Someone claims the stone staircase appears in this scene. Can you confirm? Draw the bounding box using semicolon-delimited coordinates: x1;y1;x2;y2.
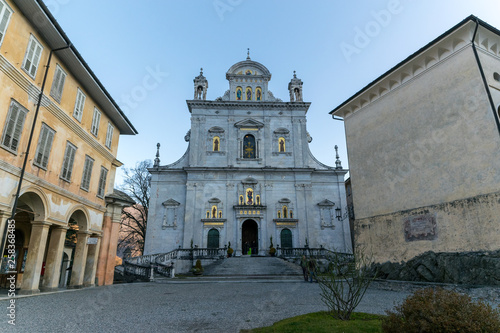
156;256;303;282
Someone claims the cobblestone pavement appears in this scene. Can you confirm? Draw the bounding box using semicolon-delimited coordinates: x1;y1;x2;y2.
0;280;498;333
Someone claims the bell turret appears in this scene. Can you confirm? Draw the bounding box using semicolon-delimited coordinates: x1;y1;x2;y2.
193;68;208;100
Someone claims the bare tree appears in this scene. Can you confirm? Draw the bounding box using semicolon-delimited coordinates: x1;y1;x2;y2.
317;248;376;320
118;160;151;257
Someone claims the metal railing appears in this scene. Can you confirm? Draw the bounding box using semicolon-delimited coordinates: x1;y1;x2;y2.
276;247;353;259
123;247;227;280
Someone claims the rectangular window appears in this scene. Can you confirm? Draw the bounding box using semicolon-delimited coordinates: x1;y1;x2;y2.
1;100;28;153
91;108;101;136
80;155;94;191
50;64;66;103
33;123;55;169
0;0;13;47
73;88;86;122
22;34;43;79
97;166;108;198
60;141;77;182
105;122;114;148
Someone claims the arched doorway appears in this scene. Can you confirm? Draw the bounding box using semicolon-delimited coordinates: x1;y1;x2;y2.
242;220;258;255
280;228;293;248
207;229;219;248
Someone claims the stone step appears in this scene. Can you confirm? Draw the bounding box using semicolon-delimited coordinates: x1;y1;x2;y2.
202;256;302;277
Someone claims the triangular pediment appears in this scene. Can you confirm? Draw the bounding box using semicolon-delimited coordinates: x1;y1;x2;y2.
162;199;181;206
234;118;264;129
317;199;335;206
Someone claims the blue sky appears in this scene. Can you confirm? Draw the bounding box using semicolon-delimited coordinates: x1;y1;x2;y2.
48;0;500;184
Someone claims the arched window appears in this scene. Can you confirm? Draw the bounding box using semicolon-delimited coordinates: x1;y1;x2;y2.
207;229;220;248
278;137;285;152
282;205;288;218
243;134;256;159
236;86;243;100
281;228;292;248
213;136;220;151
246;87;252;100
256;87;262;101
206;211;210;219
218;211;222;218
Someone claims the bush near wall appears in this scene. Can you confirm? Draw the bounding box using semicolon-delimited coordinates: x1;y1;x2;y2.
382;288;500;333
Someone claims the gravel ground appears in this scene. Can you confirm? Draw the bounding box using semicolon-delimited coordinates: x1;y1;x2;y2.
0;280;497;333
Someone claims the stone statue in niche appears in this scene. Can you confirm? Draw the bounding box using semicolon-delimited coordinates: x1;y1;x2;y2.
196;86;203;99
294;88;301;101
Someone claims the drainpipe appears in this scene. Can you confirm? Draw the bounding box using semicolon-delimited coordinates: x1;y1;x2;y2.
470;19;500;135
0;44;71;259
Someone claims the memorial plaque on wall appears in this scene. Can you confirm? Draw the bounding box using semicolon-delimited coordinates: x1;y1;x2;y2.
404;214;437;241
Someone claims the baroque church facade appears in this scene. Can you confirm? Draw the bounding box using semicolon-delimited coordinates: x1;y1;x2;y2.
145;55;351;256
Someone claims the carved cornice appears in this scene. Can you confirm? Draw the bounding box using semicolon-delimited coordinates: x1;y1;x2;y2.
333;20;476;119
187;100;310;113
0;159;106;213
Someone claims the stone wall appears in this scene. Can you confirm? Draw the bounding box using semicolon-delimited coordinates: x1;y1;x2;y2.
355;190;500;264
371;250;500;286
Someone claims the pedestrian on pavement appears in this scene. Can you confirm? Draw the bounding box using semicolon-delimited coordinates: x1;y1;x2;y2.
300;255;308;282
308;258;317;283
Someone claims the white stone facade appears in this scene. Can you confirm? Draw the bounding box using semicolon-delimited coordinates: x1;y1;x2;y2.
145;57;351;256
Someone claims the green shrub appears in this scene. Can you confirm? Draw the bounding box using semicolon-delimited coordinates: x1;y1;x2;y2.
192;259;203;274
382;288;500;333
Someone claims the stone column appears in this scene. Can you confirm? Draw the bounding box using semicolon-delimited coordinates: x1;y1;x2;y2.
68;231;90;288
96;213;111;286
40;226;68;291
104;221;121;285
0;211;10;247
20;221;51;295
83;235;101;287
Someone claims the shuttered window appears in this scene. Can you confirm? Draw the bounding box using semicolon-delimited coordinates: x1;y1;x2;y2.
60;141;77;182
1;100;28;153
105;122;113;148
50;64;66;103
22;35;43;79
91;108;101;136
73;88;86;122
0;0;13;47
33;123;55;169
80;155;94;191
97;166;108;198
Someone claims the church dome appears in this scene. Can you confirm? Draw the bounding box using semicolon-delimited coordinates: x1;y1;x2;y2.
224;50;274;102
225;59;271;79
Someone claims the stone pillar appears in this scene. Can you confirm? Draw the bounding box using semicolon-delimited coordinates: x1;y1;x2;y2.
83;235;101;287
19;221;51;295
0;211;10;247
104;220;121;285
40;226;68;291
96;213;111;286
68;231;90;288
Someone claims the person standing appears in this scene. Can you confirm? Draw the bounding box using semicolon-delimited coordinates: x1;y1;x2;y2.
300;255;308;282
308;258;317;283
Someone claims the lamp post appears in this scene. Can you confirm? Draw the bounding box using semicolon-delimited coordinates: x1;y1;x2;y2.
0;44;71;261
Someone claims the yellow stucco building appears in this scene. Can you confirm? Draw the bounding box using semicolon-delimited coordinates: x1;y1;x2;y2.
0;0;137;294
